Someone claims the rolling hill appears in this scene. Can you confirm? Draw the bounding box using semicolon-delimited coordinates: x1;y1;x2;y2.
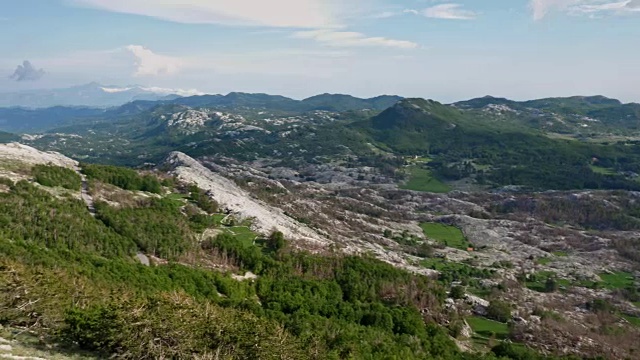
9;92;640;192
355;98;640;190
454;95;640;136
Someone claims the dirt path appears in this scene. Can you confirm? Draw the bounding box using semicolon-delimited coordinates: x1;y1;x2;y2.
73;165;95;216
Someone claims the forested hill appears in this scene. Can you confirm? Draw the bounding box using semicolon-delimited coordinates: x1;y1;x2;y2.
455;95;624;110
8;92;640;193
0;92;402;134
354;98;640;191
454;95;640;131
124;92;403;114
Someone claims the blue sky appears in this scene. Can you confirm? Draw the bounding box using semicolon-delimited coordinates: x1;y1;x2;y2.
1;0;639;102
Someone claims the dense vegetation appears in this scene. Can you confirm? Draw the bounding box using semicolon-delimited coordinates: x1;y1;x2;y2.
187;184;219;213
0;179;134;257
0;173;582;359
356;99;640;191
81;163;163;193
94;198;197;259
33;164;82;190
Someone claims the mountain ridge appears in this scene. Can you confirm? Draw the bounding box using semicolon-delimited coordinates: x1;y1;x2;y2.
0;82;199;108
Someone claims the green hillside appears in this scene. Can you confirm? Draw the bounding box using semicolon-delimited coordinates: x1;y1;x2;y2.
355;98;640;191
455;95;640;135
16;94;640;192
0;163;567;360
301;93;403;112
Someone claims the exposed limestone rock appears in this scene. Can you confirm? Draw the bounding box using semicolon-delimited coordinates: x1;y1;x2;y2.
0;142;77;169
163;151;328;245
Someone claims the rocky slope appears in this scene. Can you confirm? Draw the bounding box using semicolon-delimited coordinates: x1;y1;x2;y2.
1;142;639;358
163;151;328;245
0;142;78;169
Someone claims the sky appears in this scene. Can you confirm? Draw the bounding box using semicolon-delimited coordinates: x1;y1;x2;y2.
1;0;639;102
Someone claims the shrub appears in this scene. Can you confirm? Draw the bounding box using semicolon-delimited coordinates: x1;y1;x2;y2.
33;164;81;190
450;285;466;300
487;300;512;323
82;164;162;194
545;276;559;293
267;230;287;251
188;185;219;213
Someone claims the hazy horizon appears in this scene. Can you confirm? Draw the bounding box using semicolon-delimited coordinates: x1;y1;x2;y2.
2;81;640;106
2;1;640;103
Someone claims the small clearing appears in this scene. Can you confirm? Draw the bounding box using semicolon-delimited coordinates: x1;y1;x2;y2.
466;316;509;348
401;166;451;193
599;271;636;290
420;222;469;250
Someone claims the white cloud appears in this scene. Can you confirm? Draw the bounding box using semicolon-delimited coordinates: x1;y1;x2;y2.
530;0;578;20
125;45;183;77
371;9;420;18
572;0;640;15
530;0;640;20
71;0;342;28
31;45;186;78
292;30;418;49
16;45;357;86
422;4;477;20
371;11;400;19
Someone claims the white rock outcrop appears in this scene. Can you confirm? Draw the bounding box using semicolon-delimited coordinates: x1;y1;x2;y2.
0;142;78;169
164;152;328;245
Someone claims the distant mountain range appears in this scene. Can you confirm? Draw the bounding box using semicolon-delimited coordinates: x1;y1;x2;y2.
0;82;203;108
0;91;404;133
6;90;640;191
120;92;404;114
453;95;640;135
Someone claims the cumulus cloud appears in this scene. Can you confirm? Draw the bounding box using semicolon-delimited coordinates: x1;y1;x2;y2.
9;60;46;81
125;45;183;77
530;0;640;20
292;30;418;49
71;0;341;28
422;4;478;20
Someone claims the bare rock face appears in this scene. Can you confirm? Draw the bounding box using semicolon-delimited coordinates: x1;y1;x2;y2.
0;142;78;169
163;151;329;245
460;320;473;338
